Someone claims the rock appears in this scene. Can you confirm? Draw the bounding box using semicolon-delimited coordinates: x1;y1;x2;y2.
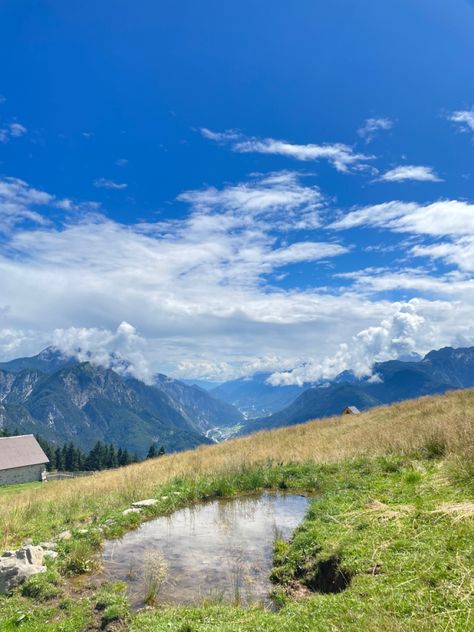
23;538;33;546
0;547;46;595
39;542;56;551
57;530;72;541
122;508;141;516
131;499;158;508
43;550;58;560
22;546;44;566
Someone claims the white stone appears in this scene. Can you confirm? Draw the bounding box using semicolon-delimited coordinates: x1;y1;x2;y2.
122;508;141;516
131;499;158;508
43;550;58;560
0;547;46;595
57;530;72;541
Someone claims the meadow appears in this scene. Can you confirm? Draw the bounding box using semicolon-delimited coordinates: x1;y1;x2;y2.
0;389;473;630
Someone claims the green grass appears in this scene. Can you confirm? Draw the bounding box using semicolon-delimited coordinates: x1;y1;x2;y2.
1;391;473;630
0;455;472;631
0;481;42;496
129;456;473;631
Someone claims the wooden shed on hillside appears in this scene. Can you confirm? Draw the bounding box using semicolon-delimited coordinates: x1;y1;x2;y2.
341;405;361;415
0;435;49;486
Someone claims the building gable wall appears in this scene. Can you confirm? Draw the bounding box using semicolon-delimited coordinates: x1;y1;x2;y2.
0;463;46;486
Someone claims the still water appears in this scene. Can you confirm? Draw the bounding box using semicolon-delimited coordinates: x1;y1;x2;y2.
102;493;309;608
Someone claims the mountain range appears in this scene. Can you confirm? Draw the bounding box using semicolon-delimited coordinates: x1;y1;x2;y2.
240;346;474;434
0;349;243;456
1;345;473;455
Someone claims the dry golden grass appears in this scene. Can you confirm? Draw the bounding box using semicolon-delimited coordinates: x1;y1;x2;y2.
1;388;473;549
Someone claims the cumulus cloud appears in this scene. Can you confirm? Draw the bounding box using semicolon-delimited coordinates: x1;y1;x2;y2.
269;302;435;385
1;174;474;382
0;173;361;377
447;108;474;133
51;321;153;383
93;178;128;190
377;165;442;183
357;117;393;143
200;128;373;173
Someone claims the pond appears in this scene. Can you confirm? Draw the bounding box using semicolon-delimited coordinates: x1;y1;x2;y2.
101;493;310;608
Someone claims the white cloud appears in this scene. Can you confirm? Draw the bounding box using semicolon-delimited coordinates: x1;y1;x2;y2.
93;178;128;190
0;177;52;231
357;117;393;143
115;158;128;167
0;122;27;143
234;138;372;173
378;165;442;183
1;175;474;382
52;321;153;383
200;128;241;143
447;108;474;133
178;171;324;230
200;128;373;173
412;239;474;272
330;199;474;236
9;123;27;138
269;301;436;385
264;242;348;265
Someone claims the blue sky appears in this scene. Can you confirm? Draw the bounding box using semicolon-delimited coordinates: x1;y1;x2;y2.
1;0;474;383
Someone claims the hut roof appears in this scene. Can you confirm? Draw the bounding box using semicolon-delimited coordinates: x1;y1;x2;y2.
0;435;49;471
342;405;361;415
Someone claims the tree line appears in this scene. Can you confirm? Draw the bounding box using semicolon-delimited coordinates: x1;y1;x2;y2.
0;427;165;472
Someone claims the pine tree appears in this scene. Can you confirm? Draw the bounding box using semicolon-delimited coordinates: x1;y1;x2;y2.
55;447;63;471
147;443;158;459
106;444;118;469
158;445;165;457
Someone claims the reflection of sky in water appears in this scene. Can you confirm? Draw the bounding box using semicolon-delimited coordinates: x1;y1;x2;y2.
102;493;309;608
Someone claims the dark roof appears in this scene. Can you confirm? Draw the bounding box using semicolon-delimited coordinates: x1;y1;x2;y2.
342;406;361;414
0;435;49;471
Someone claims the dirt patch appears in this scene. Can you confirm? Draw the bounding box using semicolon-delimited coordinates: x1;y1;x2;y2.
432;502;474;521
363;500;414;522
301;555;353;594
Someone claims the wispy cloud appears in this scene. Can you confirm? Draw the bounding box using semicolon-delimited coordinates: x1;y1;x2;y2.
0;122;27;143
178;171;324;230
115;158;129;167
200;128;241;143
357;117;393;143
200;128;373;173
0;177;52;231
447;108;474;133
93;178;128;190
377;165;442;183
330;199;474;236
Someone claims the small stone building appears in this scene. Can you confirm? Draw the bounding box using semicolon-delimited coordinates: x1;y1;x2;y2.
0;435;49;486
341;405;361;415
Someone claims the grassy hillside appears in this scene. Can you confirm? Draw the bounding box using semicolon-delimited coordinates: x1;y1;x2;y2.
0;389;473;631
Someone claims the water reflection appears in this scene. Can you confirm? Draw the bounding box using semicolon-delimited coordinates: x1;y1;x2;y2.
102;493;309;608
